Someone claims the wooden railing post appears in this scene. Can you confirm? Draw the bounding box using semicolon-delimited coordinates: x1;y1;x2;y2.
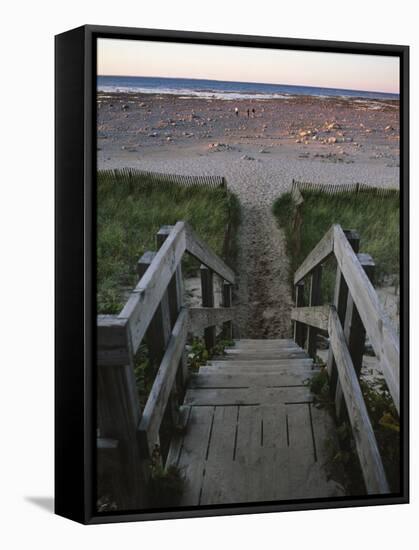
327;230;360;389
200;265;216;351
137;252;171;366
156;226;188;387
307;266;322;359
294;281;305;347
97;318;147;509
222;281;233;340
335;253;375;419
156;227;186;427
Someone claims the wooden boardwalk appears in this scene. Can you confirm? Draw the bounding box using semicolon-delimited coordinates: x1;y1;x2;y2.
167;339;345;506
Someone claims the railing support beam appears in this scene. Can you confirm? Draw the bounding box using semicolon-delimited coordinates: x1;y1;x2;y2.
307;266;322;360
294;281;305;347
200;265;216;352
327;230;360;389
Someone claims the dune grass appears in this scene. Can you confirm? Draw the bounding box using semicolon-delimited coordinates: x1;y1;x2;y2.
273;189;399;300
97;170;240;314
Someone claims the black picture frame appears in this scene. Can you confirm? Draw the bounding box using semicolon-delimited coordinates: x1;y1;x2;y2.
55;24;409;524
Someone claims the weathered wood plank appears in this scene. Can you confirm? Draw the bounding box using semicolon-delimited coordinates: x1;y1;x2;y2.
199;406;238;505
156;227;185;426
294;281;305;347
157;226;182;326
200;265;216;351
185;222;235;283
236;339;296;346
222;281;233;340
224;350;308;360
97;348;146;508
206;358;314;368
184;386;313;406
335;253;375;419
165;406;190;468
307;266;322;359
294;225;334;284
190;371;316;388
286;403;317;499
199;366;315;377
233;405;263;499
333;225;399;412
327;230;360;387
258;405;289;500
328;307;390;494
138;307;189;457
291;305;330;331
137;251;171;364
189;306;235;332
119;221;186;353
176;406;215;506
97;316;131;367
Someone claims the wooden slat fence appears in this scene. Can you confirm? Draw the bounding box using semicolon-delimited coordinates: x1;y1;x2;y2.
99;168;226;190
292;179;399;198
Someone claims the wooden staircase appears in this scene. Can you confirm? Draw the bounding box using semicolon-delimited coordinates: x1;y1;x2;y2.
167;338;345;506
98;221;399;510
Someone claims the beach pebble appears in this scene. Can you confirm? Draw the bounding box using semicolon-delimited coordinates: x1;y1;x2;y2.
122;104;129;110
326;121;341;130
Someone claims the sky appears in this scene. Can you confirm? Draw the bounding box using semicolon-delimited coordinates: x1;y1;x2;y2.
97;38;399;94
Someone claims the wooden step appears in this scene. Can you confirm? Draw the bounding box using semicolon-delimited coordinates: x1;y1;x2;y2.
189;371;315;388
184;386;313;406
200;364;315;376
234;338;296;346
207;358;314;369
223;350;309;361
232;342;300;350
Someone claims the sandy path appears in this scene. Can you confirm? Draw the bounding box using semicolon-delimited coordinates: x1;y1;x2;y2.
100;148;398;338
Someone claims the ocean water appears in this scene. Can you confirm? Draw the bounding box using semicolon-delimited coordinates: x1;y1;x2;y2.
97;75;398;101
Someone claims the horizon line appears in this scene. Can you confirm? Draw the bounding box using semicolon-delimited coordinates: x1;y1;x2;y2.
96;73;399;96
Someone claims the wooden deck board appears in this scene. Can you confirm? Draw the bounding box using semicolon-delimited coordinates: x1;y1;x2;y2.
184;386;313;406
167;339;346;506
175;406;214;506
189;371;316;389
199;406;238;505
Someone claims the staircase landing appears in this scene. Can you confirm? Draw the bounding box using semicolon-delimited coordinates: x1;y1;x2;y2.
167;339;345;506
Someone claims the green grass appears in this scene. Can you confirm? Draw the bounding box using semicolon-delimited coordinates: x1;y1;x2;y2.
97;170;240;314
273;189;399;300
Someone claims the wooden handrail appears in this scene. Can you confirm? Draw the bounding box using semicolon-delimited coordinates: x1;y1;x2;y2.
106;221;236;356
97;221;236;507
138;307;189;457
328;308;389;493
294;225;334;284
185;222;235;284
333;225;399;411
292;223;400;495
292;224;399;413
291;305;330;331
189;306;236;333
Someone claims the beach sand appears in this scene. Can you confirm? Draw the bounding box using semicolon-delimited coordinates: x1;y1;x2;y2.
97;92;400;338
